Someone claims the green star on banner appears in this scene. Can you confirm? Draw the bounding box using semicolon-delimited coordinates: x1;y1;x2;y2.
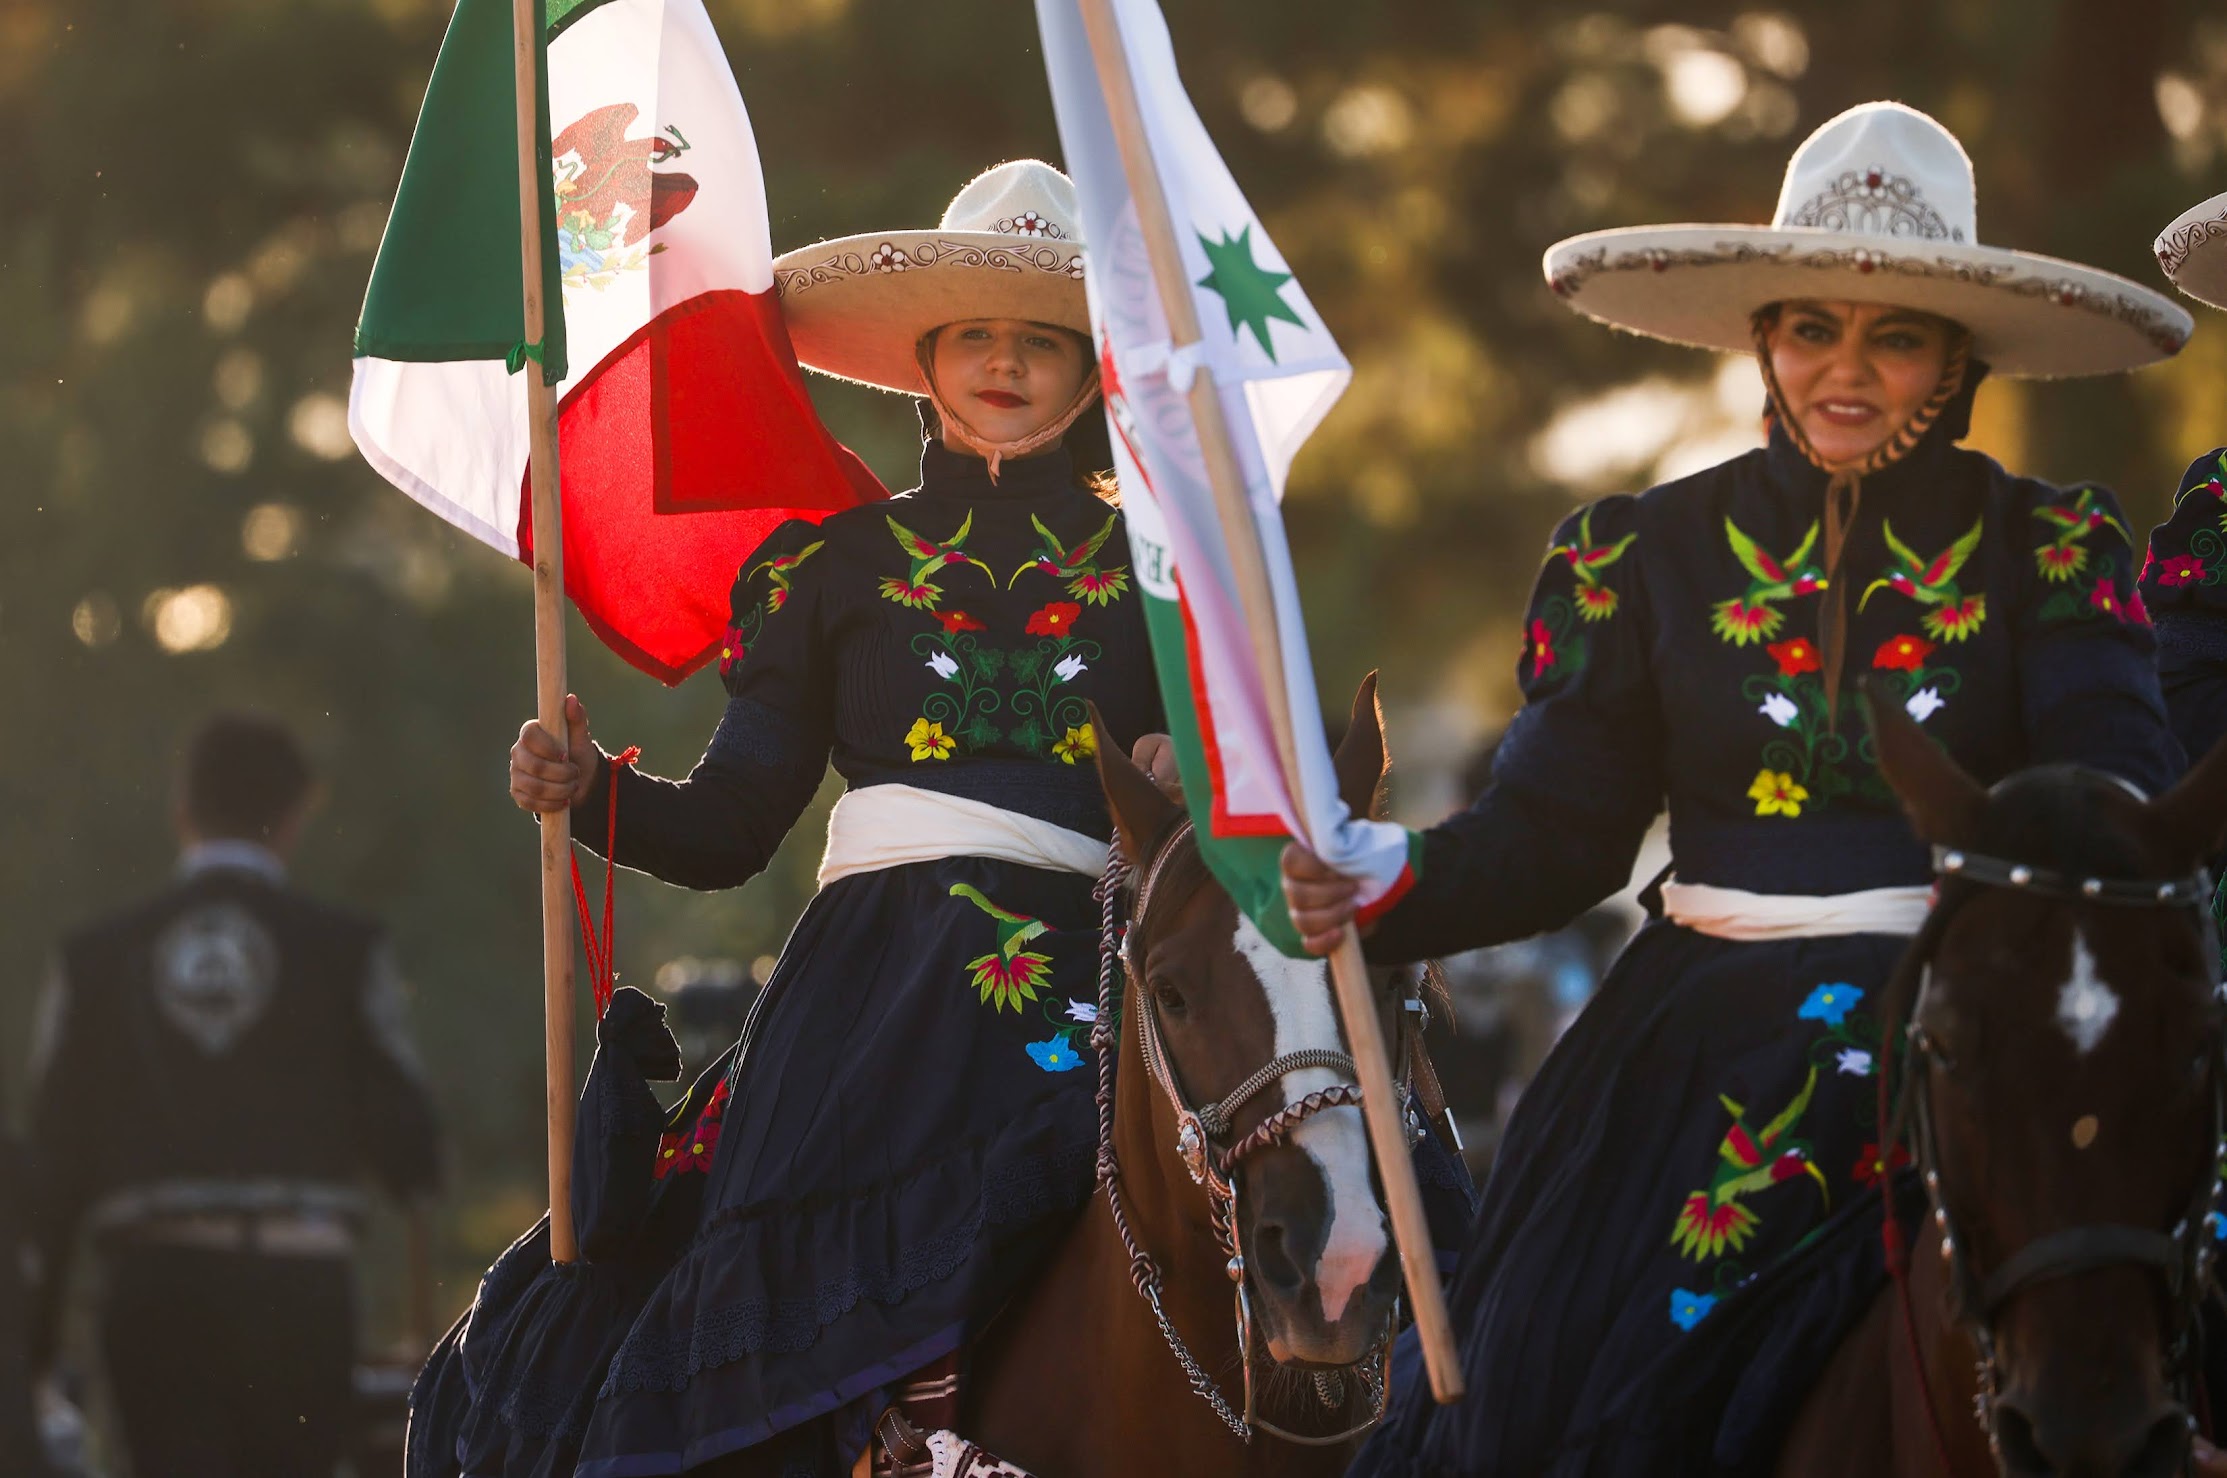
1195;224;1304;359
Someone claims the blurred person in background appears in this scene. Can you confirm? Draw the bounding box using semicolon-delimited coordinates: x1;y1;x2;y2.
24;712;443;1478
653;956;759;1085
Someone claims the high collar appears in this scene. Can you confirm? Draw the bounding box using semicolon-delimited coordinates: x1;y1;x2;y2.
916;438;1078;500
178;838;287;884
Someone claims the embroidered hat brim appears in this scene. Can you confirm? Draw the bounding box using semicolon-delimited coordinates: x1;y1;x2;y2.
773;227;1088;396
1543;226;2189;379
1541;101;2190;379
2155;189;2227;312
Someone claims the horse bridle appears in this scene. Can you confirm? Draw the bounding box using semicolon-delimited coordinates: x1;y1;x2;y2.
1089;819;1428;1446
1886;843;2225;1466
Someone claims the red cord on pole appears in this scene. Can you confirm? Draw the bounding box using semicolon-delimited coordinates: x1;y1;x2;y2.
570;746;640;1018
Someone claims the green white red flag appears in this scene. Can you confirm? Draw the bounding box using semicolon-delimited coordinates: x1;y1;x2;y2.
349;0;883;683
1037;0;1419;955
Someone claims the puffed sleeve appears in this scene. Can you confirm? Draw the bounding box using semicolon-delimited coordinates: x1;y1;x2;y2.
2017;480;2180;794
2139;449;2227;771
1365;496;1666;965
574;519;837;890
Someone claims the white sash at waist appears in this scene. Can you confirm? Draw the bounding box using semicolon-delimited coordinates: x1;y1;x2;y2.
1659;877;1932;941
818;784;1109;888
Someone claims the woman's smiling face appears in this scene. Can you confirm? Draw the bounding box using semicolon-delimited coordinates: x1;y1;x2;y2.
929;319;1090;445
1763;300;1959;467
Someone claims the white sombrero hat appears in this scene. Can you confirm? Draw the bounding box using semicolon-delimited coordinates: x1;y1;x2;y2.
772;159;1089;396
2155;190;2227;310
1543;101;2190;379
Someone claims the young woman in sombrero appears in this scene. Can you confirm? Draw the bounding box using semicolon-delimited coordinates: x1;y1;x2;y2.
1280;101;2192;1472
501;159;1167;1476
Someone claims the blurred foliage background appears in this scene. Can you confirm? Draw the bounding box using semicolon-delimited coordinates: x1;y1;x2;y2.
9;0;2227;1361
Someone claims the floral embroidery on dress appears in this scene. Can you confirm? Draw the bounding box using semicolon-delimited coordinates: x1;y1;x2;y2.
720;540;824;676
2032;488;2148;627
1527;509;1637;683
905;717;958;761
1008;513;1131;606
879;511;993;610
1747;768;1809;818
654;1077;731;1180
951;885;1054;1013
1669;1066;1828;1261
1710;518;1824;646
1859;518;1985;642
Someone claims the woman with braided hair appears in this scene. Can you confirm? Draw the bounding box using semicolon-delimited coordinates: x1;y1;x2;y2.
1282;102;2196;1473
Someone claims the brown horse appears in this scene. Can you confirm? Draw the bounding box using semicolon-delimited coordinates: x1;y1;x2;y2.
961;678;1425;1477
1781;687;2227;1478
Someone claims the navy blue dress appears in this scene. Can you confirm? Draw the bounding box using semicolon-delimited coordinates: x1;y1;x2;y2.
1352;406;2180;1476
2139;447;2227;770
559;441;1165;1476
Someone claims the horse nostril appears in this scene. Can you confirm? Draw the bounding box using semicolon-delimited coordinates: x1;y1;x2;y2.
1992;1402;2052;1477
1993;1399;2191;1478
1251;1219;1304;1296
2123;1410;2192;1478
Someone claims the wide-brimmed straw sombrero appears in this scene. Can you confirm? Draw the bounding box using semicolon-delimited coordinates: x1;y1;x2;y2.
772;159;1089;396
2155;190;2227;311
1542;101;2190;378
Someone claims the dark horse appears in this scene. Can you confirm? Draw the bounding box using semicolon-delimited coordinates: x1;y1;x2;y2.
1781;684;2227;1478
958;678;1434;1477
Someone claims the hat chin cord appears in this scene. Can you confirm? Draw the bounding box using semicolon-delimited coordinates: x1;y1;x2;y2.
1749;308;1971;730
915;334;1102;483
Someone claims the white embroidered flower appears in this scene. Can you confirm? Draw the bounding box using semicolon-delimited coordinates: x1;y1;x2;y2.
925;650;959;681
1758;691;1799;728
1836;1048;1874;1077
869;243;909;273
1054;653;1088;683
1906;687;1945;723
1065;999;1098;1023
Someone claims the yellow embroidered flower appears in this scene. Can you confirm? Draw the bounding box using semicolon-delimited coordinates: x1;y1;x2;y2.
905;718;956;761
1747;768;1808;818
1052;723;1097;765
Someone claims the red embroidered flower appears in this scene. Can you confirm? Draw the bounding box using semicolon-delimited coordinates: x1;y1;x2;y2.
1852;1141;1912;1189
1872;634;1936;672
2157;555;2207;588
1026;601;1082;637
2128;586;2151;625
717;624;748;674
2090;583;2122;619
2204;477;2227;501
1766;638;1821;678
1527;619;1557;678
934;609;987;634
654;1117;721;1178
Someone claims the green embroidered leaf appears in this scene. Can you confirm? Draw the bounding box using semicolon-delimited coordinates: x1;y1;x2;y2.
969;648;1006;680
1008;649;1045;684
1008;716;1048;753
959;716;1001;749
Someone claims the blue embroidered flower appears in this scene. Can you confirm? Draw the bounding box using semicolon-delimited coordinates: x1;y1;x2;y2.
1026;1035;1083;1073
1797;983;1862;1028
2209;1210;2226;1244
1669;1288;1717;1331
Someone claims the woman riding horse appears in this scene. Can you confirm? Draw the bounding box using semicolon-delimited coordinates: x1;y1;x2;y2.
1285;101;2195;1474
505;160;1168;1476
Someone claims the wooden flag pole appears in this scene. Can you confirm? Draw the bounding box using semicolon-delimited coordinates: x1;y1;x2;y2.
511;0;579;1266
1071;0;1463;1405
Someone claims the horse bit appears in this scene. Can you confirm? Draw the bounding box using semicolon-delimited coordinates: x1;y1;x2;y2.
1890;843;2226;1463
1089;818;1438;1445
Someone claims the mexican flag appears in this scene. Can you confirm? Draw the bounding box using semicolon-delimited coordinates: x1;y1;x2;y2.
1037;0;1417;956
350;0;884;684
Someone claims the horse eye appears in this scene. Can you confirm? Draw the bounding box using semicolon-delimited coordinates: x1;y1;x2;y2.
1152;980;1187;1015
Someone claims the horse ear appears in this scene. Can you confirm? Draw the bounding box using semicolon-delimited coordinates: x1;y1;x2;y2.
2149;731;2227;868
1334;671;1392;823
1087;702;1180;868
1861;675;1984;846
